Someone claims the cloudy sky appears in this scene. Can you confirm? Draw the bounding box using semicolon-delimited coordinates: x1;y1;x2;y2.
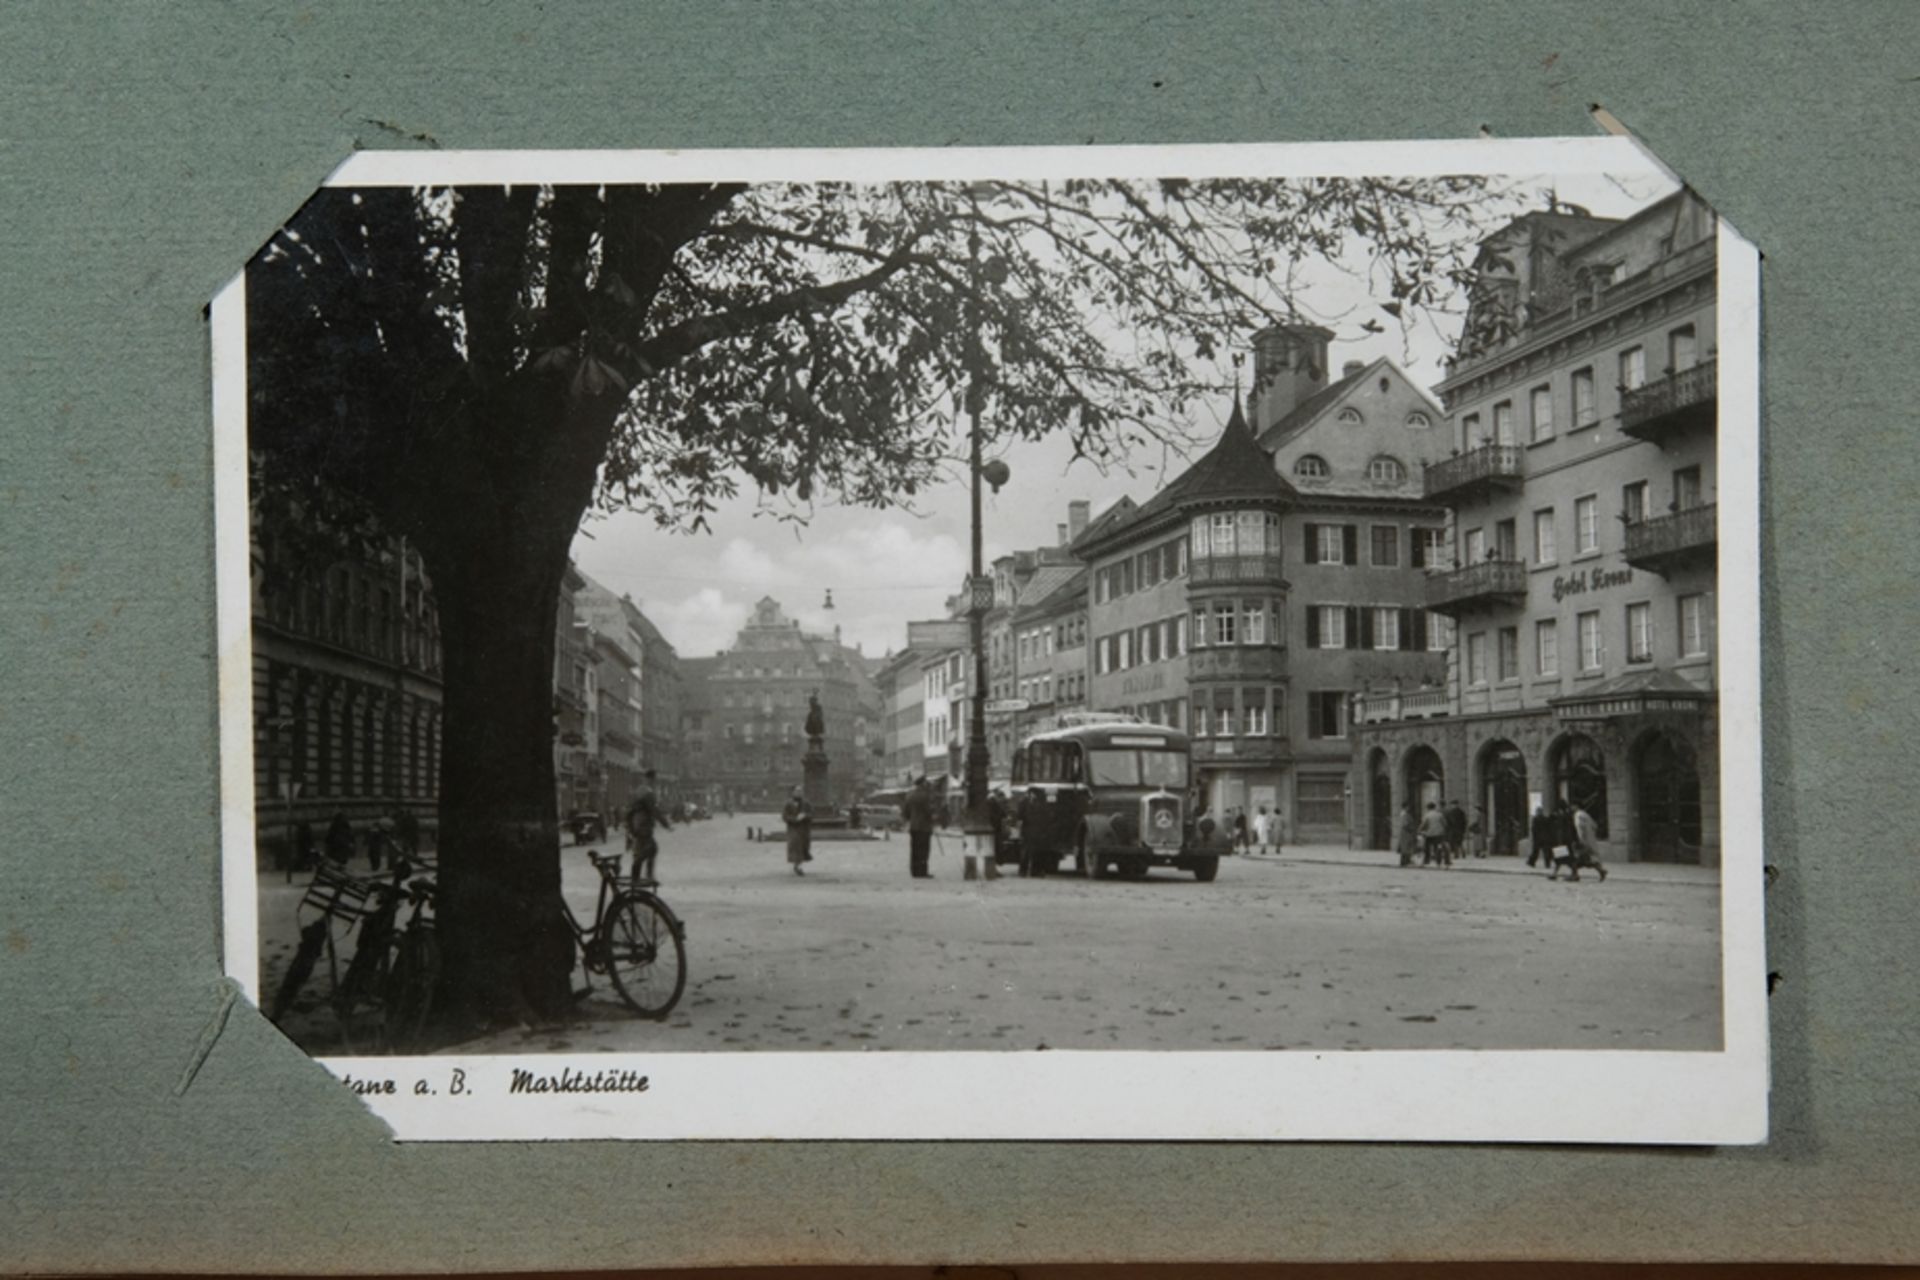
572;167;1677;659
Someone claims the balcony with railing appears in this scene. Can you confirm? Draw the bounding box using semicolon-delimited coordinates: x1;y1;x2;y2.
1423;443;1524;504
1428;558;1528;616
1353;686;1453;726
1621;357;1717;444
1188;553;1286;585
1623;503;1717;577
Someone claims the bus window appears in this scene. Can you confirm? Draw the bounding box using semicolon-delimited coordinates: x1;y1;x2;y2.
1140;749;1188;789
1011;747;1027;785
1088;749;1140;787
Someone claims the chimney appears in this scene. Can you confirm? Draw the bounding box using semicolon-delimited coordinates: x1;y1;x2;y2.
1068;500;1091;541
1342;359;1365;378
1249;323;1333;433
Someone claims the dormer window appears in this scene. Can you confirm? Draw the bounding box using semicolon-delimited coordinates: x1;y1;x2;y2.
1295;454;1330;479
1406;411;1432;430
1367;456;1407;484
1337;407;1364;425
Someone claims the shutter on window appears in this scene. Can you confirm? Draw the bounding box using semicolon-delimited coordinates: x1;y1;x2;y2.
1303;523;1320;564
1360;608;1376;649
1342;525;1359;565
1413;610;1430;649
1306;607;1321;648
1411;532;1426;569
1400;608;1417;651
1345;606;1362;649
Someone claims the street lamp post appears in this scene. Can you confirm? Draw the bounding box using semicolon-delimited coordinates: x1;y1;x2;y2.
960;190;1010;881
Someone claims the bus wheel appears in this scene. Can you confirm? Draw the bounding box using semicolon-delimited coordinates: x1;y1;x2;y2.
1077;834;1099;879
1191;856;1219;883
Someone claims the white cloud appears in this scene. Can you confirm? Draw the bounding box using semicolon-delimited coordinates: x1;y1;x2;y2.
646;587;751;659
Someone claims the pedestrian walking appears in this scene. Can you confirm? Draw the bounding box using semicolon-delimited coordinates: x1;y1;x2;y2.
1551;801;1608;882
1251;806;1271;856
903;775;936;879
1527;804;1553;868
1232;808;1250;853
1419;801;1451;867
1444;798;1469;864
781;787;812;875
1396;802;1418;867
625;768;673;883
1470;805;1488;858
1271;804;1285;857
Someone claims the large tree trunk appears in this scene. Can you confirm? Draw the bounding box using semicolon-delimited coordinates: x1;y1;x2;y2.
429;520;579;1031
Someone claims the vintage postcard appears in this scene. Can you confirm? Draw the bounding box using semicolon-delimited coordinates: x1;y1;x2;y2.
213;136;1766;1141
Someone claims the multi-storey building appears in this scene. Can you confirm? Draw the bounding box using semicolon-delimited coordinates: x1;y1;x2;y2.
1075;327;1451;844
676;655;717;806
250;511;442;865
1006;562;1089;742
1351;190;1721;865
873;646;926;789
704;596;880;809
553;562;592;818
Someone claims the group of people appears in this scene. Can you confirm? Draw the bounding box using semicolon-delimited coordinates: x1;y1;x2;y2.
282;806;422;882
1221;804;1285;856
779;775;942;879
1398;796;1606;880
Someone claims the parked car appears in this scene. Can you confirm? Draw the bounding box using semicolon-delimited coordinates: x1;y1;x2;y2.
566;810;608;844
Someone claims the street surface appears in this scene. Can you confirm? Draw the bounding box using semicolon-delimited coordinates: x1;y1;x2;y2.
399;811;1724;1056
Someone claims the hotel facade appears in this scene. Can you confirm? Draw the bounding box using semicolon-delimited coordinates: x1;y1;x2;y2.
1350;190;1721;865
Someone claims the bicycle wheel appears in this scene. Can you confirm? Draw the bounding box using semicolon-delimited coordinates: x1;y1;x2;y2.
603;892;686;1019
382;925;440;1052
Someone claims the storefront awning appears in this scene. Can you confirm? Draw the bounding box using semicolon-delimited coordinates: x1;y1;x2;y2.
1549;668;1713;721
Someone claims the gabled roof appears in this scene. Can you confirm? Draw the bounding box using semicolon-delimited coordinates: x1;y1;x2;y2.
1076;396;1297;556
1013;563;1086;617
1067;494;1139;555
1255;363;1370;450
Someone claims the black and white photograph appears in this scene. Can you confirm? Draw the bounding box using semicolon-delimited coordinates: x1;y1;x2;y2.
213;138;1765;1142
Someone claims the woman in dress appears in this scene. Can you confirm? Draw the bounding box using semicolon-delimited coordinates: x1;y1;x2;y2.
782;786;813;876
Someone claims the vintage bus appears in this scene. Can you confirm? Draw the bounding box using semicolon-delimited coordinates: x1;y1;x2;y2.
1007;719;1229;881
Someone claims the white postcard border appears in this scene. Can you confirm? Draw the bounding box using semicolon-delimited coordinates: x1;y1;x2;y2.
213;136;1767;1144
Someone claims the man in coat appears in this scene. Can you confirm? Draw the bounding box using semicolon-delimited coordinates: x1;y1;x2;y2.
903;776;936;879
1444;798;1469;864
1527;803;1555;868
1419;801;1451;867
625;768;673;883
1552;801;1609;882
781;786;812;876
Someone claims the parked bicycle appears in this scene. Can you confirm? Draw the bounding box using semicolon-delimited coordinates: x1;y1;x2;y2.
564;849;686;1019
270;856;440;1054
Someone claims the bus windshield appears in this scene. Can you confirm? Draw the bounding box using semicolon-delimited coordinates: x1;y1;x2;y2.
1087;748;1189;789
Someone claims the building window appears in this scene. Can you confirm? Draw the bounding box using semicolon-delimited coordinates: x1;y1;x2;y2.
1623;479;1649;525
1190;607;1208;648
1306;692;1346;740
1627;601;1653;663
1466;631;1488;685
1530;384;1554;442
1241;601;1265;646
1462;412;1484;447
1679;593;1709;657
1428;612;1454;652
1337;407;1364;425
1406;411;1432;430
1463;526;1486;565
1411;527;1447;570
1373;607;1400;651
1165;616;1183;658
1296;775;1346;827
1536;618;1559;677
1245;700;1267;736
1572;366;1597;427
1212;603;1238;646
1310;605;1346;650
1295;454;1330;479
1575;495;1599;555
1497;626;1520;681
1494;518;1517;561
1492;400;1515;446
1367;456;1406;484
1619;345;1647;392
1307;522;1353;565
1673;464;1704;510
1669;324;1698;373
1210;511;1237;556
1578;610;1603;672
1533;507;1557;565
1215;703;1235;737
1191;696;1208;736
